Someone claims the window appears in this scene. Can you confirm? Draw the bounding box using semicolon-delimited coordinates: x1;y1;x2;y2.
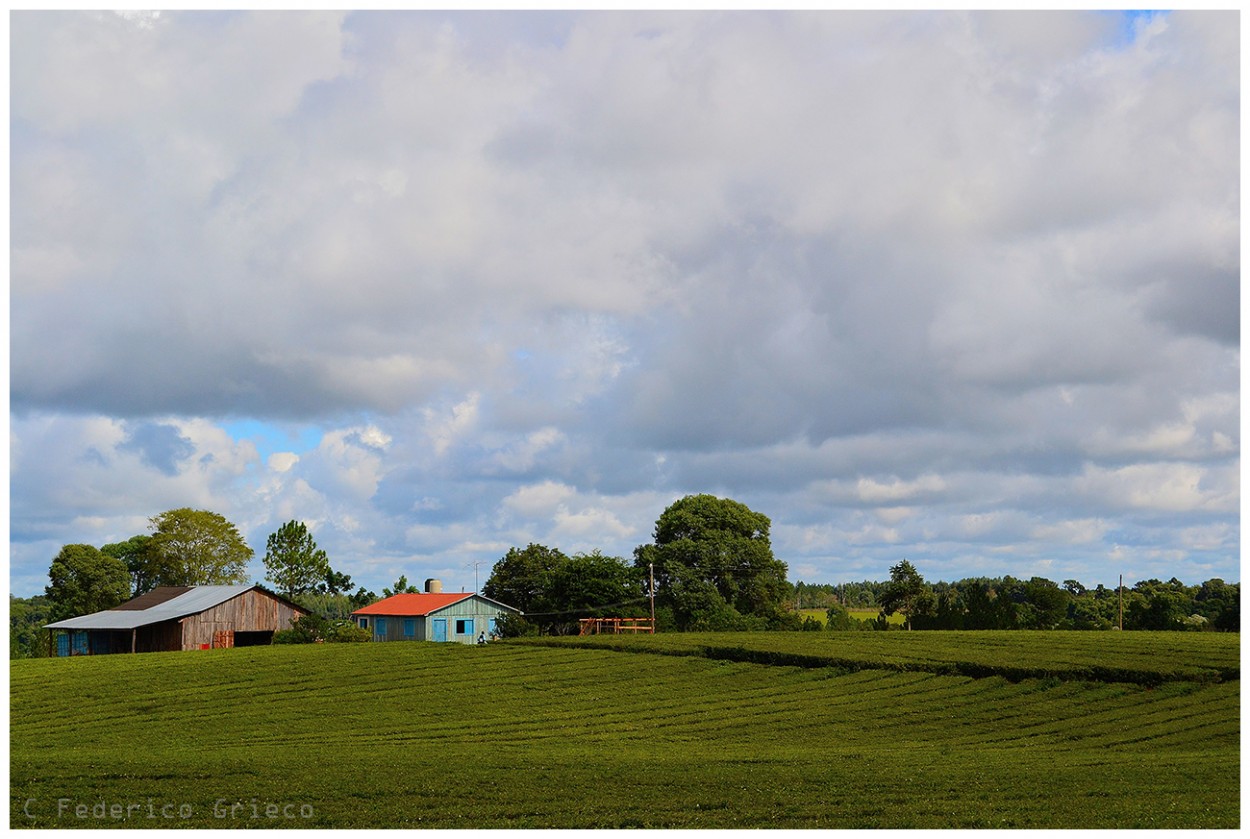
455;619;474;636
358;618;368;629
404;619;416;638
374;618;387;638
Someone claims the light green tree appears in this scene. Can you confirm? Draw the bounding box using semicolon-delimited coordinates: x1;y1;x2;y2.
148;508;252;586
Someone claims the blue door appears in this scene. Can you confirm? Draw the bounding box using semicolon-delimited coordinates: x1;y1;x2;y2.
56;633;69;657
432;619;448;642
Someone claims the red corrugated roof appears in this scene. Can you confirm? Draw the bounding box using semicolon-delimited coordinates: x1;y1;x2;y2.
351;592;475;616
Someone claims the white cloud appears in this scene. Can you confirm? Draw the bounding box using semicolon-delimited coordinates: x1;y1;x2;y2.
502;480;578;518
424;393;481;456
8;11;1239;594
268;452;300;473
856;475;948;505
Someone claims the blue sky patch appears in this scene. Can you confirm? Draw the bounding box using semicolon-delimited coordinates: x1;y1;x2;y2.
223;420;324;461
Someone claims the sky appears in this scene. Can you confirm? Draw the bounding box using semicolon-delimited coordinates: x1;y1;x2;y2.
9;10;1241;598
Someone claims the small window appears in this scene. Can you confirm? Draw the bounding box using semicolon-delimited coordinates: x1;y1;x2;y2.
404;619;416;638
358;618;368;629
374;618;387;637
456;619;474;636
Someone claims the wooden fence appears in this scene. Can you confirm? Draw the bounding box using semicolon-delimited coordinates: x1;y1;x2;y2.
578;617;655;636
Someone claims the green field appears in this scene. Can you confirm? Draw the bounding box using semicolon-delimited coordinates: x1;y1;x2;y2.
10;632;1239;828
800;608;925;626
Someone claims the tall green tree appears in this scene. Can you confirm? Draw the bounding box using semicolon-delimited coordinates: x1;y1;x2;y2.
101;535;156;596
147;508;252;587
319;568;355;596
484;543;569;616
263;520;331;598
45;544;132;622
634;495;790;631
548;551;645;632
878;560;930;631
1022;577;1071;629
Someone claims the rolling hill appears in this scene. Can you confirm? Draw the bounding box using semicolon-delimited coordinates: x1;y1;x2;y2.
10;632;1239;828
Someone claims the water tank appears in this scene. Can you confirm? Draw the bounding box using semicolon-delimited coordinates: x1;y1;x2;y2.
424;578;442;594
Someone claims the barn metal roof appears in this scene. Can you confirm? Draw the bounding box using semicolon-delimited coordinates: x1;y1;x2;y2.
45;585;260;630
351;592;521;617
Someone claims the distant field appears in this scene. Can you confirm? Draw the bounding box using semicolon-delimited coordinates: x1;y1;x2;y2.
10;632;1239;828
522;630;1239;684
799;607;904;625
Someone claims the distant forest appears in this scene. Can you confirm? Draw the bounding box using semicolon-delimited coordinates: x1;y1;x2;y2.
13;572;1238;659
791;575;1239;633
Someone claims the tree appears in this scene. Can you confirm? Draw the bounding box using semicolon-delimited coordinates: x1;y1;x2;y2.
483;543;569;616
825;602;857;631
550;551;644;620
147;508;253;587
100;535;156;597
263;520;331;598
1126;579;1191;631
878;560;930;631
634;495;790;631
45;544;132;622
1022;577;1070;629
382;575;420;597
10;595;53;659
319;568;355;596
273;612;330;644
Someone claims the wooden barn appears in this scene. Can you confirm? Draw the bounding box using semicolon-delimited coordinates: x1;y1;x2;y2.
44;585;308;656
352;580;520;644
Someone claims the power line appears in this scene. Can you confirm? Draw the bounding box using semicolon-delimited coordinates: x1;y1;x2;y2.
521;596;651;617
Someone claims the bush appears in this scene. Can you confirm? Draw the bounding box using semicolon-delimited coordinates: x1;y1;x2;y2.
325;621;371;643
273;613;329;644
825;604;857;632
493;612;539;638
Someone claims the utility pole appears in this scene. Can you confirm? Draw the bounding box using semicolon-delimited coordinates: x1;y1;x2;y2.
466;559;486;593
1118;574;1123;631
649;562;656;634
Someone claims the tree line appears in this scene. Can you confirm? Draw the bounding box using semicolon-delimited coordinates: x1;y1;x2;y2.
485;494;796;635
11;496;1240;657
850;560;1239;632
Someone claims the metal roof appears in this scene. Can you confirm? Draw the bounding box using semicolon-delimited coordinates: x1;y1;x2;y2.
110;586;192;610
351;592;521;617
45;585;261;630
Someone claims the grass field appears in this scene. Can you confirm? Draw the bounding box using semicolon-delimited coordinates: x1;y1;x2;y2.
798;607;905;626
10;632;1239;828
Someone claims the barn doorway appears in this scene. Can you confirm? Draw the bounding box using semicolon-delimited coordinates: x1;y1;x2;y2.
233;630;274;647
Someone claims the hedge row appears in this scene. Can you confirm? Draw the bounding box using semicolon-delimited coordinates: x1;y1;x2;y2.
509;637;1237;686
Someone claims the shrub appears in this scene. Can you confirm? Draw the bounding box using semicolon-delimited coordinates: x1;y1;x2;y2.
325;621;371;643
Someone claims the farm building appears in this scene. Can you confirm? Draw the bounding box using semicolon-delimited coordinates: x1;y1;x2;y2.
44;585;308;656
352;580;520;644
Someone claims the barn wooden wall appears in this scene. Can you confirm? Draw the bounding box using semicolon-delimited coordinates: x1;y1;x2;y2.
181;590;305;650
137;621;182;653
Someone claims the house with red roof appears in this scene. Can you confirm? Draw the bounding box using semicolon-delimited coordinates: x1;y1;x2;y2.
351;579;521;644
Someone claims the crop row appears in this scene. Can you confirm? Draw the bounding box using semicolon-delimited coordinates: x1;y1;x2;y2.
512;630;1239;684
11;641;1239;828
